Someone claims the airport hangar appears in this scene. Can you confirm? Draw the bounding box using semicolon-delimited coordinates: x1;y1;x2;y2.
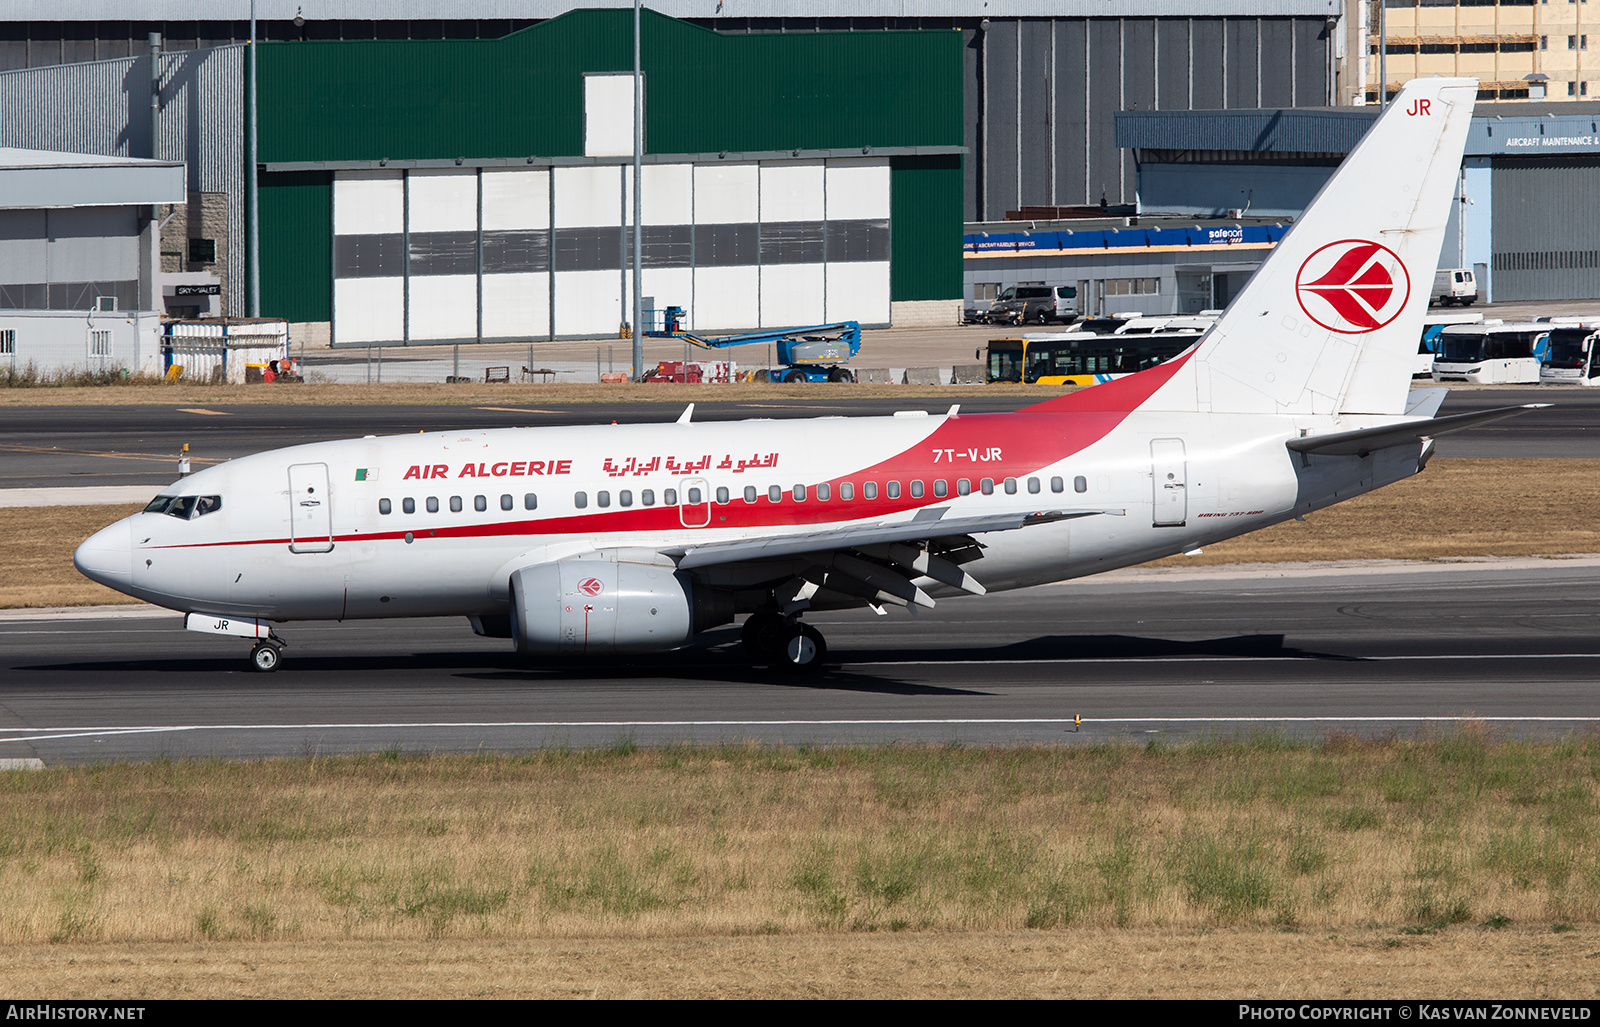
968;100;1600;317
0;1;1344;349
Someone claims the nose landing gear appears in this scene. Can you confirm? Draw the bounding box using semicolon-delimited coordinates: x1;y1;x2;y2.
250;642;283;672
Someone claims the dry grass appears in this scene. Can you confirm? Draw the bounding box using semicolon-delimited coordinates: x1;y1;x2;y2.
4;928;1597;998
15;459;1599;609
1;504;144;609
0;380;1047;407
1;739;1597;957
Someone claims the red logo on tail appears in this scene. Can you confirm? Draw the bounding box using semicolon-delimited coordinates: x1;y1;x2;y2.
1295;239;1411;334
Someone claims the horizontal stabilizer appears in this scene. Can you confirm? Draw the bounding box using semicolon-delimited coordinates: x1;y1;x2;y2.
1286;404;1549;457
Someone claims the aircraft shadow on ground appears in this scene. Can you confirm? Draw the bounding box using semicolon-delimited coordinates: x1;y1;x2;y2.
11;631;1353;697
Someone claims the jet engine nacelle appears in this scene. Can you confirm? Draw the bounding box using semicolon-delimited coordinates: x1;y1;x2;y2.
509;553;732;655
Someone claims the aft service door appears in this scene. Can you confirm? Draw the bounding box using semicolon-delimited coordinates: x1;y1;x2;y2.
288;462;334;553
1150;439;1187;527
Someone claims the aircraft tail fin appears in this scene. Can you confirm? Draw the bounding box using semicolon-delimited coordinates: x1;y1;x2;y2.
1181;78;1477;417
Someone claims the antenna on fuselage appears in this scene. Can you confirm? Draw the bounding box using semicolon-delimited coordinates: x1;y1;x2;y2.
677;403;695;424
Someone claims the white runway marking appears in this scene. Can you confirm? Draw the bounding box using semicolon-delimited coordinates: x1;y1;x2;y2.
3;714;1597;745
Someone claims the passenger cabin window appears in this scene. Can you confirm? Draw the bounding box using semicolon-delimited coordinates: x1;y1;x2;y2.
744;486;758;503
933;480;947;498
981;478;994;495
768;485;783;503
840;483;854;501
501;494;513;511
1004;478;1018;495
957;479;971;496
379;498;392;515
574;492;588;509
475;495;487;512
887;481;901;499
909;480;924;498
597;491;611;508
1051;476;1064;493
524;493;537;510
450;496;463;513
642;490;655;506
664;489;677;505
792;484;807;501
403;498;416;514
716;487;730;504
620;490;633;507
1027;477;1041;494
816;483;830;501
1074;475;1088;494
864;482;878;500
426;497;440;513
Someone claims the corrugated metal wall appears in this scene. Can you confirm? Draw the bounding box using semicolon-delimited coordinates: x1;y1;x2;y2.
0;45;245;316
258;11;962;162
1490;156;1600;302
966;16;1334;219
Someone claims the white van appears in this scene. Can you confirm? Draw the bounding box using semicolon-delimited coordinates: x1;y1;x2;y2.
1430;268;1478;307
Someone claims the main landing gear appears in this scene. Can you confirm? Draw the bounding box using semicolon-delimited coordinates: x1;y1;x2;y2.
741;611;827;672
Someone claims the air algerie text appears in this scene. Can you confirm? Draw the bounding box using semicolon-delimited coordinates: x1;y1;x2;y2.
403;461;573;480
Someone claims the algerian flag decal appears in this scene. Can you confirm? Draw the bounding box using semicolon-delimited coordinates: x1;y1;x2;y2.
355;468;377;481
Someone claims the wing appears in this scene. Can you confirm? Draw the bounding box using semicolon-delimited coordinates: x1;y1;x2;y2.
665;505;1123;613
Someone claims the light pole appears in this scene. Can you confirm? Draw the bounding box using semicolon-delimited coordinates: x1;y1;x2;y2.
248;0;260;317
631;0;644;380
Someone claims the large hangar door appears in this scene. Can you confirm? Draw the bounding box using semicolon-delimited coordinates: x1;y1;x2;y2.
1491;156;1600;302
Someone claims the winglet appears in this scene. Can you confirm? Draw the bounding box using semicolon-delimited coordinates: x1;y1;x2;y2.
677;404;695;424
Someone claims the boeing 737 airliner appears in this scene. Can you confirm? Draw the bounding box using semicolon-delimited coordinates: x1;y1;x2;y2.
75;78;1542;672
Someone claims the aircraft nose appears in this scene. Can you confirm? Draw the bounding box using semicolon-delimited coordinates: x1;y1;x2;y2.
73;519;133;592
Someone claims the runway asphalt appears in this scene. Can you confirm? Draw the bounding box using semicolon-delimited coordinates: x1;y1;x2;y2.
0;387;1593;490
4;558;1599;764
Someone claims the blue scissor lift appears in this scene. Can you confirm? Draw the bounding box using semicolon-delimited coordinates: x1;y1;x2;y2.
644;305;861;382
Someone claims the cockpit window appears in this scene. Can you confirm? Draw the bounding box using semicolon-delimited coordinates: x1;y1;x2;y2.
142;494;222;519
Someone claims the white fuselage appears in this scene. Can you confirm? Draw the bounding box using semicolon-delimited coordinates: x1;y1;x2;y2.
77;396;1418;627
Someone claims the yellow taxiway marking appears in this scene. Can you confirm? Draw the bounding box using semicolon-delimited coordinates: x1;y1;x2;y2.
176;408;230;416
474;407;561;414
0;443;223;467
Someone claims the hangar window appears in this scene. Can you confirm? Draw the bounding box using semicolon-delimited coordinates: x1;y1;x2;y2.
524;493;537;510
426;497;439;513
0;330;13;355
379;498;392;515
